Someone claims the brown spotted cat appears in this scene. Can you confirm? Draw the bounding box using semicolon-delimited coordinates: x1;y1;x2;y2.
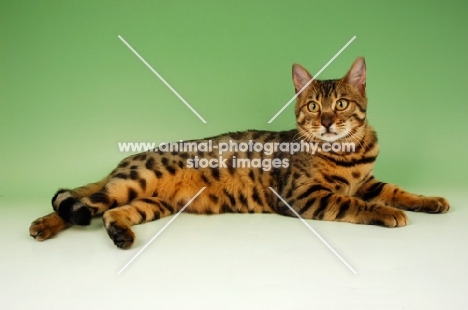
29;57;450;249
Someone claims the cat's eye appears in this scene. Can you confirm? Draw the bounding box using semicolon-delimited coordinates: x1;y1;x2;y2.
335;99;349;111
307;101;320;112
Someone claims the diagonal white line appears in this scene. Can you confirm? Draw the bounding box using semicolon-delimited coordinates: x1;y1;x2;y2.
117;187;206;275
118;35;207;123
269;187;357;274
268;36;356;123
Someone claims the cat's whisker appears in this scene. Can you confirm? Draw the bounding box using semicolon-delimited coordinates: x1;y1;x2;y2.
347;132;366;151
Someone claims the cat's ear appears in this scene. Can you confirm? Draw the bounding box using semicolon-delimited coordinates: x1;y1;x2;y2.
344;57;366;95
292;64;313;93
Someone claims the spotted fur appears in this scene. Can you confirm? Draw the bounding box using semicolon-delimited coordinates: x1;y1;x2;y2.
29;57;450;248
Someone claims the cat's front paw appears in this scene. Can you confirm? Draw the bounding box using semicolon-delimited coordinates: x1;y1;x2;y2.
419;196;450;213
367;205;408;227
106;222;135;249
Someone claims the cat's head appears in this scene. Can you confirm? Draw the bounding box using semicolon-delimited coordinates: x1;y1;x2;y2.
293;57;367;143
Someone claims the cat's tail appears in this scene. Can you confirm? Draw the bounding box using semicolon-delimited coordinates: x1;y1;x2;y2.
50;176;111;225
70;177;110;199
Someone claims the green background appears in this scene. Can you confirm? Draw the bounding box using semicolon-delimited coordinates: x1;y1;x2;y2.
1;0;467;202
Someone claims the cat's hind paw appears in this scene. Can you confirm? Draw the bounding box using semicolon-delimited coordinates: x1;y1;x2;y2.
106;222;135;249
29;212;69;241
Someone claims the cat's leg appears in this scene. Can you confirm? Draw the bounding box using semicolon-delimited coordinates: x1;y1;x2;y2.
29;177;110;241
283;184;408;227
30;172;148;241
102;197;177;249
29;212;70;241
357;177;450;213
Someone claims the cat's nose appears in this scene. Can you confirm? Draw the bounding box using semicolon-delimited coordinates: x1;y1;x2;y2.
321;115;335;128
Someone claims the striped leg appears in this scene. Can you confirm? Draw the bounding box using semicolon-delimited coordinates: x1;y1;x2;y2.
357;177;450;213
287;184;408;227
102;197;176;249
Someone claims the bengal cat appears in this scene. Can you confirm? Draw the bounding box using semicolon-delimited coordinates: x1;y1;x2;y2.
29;57;450;249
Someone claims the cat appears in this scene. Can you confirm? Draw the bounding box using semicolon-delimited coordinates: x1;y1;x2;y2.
29;57;450;249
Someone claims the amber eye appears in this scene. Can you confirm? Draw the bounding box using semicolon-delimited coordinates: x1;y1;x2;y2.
335;99;349;111
307;101;320;112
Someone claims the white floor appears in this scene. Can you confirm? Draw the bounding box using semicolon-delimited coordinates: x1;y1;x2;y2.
2;191;467;310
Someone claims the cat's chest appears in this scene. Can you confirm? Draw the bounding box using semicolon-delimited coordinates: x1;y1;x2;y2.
291;153;372;196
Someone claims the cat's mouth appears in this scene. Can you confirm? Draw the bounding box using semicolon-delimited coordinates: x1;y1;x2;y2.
320;132;338;142
322;132;337;138
319;129;348;142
